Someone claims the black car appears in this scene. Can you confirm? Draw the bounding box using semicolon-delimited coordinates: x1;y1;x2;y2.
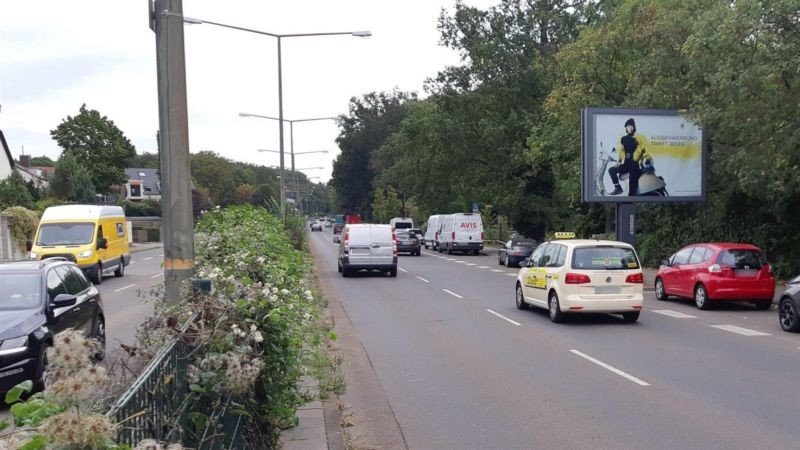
396;230;421;256
0;258;105;392
498;238;538;268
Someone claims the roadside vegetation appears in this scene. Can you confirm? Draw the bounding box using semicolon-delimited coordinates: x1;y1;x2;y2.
329;0;800;277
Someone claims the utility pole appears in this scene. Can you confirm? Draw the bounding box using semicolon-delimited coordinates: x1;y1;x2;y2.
150;0;194;303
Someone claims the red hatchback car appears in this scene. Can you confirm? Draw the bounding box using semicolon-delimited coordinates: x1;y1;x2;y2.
655;243;775;310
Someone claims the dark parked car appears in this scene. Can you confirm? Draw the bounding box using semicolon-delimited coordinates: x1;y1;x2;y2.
396;230;421;256
0;258;105;392
778;275;800;332
498;239;538;267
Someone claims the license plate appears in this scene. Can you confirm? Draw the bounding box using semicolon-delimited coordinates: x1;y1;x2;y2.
595;286;622;294
351;249;370;256
735;269;757;278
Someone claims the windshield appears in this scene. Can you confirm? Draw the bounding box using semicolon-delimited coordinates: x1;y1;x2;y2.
0;275;42;310
37;223;95;246
572;246;640;270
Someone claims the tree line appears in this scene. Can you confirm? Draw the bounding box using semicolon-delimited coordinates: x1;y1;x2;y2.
329;0;800;276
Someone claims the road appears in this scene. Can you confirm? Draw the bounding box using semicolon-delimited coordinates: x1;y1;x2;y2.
311;229;800;449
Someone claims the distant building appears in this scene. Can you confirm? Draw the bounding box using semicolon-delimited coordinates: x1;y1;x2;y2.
122;168;162;201
15;155;50;188
0;131;13;181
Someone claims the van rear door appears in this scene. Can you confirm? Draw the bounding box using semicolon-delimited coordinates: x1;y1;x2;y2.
347;226;372;266
371;226;395;266
455;214;482;242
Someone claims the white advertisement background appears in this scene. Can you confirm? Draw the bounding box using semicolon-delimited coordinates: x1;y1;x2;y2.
593;113;703;197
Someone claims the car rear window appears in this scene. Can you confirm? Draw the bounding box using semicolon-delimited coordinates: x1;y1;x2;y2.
572;246;640;270
512;240;537;248
718;249;766;269
0;274;42;310
394;222;412;229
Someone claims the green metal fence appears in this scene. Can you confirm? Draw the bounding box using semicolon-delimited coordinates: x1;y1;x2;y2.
108;312;249;448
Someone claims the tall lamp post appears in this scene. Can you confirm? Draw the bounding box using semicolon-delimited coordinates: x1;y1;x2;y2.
241;113;337;200
164;10;370;219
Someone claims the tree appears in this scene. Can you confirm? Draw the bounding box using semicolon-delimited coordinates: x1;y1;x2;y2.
371;186;402;223
235;184;256;204
0;172;35;209
190;151;236;206
126;152;160;169
50;104;136;193
51;152;96;202
29;155;56;167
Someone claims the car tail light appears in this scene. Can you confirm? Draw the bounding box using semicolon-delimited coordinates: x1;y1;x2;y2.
451;232;455;240
565;273;591;284
625;273;644;284
708;264;722;273
392;232;398;256
343;232;350;253
767;264;773;274
481;231;485;240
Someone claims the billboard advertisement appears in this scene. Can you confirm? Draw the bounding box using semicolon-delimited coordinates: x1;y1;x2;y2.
581;108;706;203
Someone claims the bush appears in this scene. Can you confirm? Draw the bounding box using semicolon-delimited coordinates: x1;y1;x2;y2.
1;206;39;247
0;172;34;210
122;199;161;217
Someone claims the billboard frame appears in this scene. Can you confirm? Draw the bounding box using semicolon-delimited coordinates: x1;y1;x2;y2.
581;107;707;204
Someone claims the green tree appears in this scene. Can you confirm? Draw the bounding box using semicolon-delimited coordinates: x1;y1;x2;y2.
29;155;56;167
0;172;35;209
50;104;136;193
190;151;237;206
51;152;96;202
126;152;161;169
371;186;402;223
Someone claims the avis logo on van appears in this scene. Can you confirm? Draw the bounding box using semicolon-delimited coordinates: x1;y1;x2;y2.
460;222;478;229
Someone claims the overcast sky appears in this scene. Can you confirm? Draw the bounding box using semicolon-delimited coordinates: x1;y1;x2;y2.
1;0;495;182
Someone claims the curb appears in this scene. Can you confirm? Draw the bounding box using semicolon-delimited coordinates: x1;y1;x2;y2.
129;243;163;254
279;376;330;450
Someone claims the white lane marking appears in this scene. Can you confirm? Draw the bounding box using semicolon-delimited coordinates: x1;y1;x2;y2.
466;263;477;266
445;258;455;261
114;284;137;293
143;257;154;260
158;254;164;257
442;289;463;299
710;324;771;336
151;273;163;279
652;309;698;319
398;268;408;273
569;350;650;386
491;269;504;273
486;309;521;326
478;266;490;269
455;260;466;264
505;273;517;277
416;276;430;283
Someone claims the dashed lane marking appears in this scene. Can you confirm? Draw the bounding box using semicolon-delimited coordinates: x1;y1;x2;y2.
486;309;521;326
466;263;477;266
143;257;154;260
151;273;163;279
442;289;463;299
491;269;504;273
399;268;408;273
710;324;770;336
114;284;137;293
416;276;430;283
478;266;490;269
570;349;650;386
652;309;698;319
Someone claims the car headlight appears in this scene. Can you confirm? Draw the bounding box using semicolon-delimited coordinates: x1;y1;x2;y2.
29;251;38;260
78;249;93;259
0;337;28;356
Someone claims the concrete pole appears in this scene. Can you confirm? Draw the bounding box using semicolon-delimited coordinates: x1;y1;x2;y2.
152;0;194;303
277;37;287;219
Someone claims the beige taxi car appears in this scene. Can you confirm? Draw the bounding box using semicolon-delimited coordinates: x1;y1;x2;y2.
514;233;644;323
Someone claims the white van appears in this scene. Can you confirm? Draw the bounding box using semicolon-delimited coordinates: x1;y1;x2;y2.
437;213;484;255
338;224;398;277
389;217;414;230
423;215;443;250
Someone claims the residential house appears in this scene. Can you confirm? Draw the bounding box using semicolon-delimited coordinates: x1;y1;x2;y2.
123;168;161;201
0;131;13;181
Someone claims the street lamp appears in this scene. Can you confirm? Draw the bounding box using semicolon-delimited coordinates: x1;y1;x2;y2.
163;10;370;219
241;112;337;197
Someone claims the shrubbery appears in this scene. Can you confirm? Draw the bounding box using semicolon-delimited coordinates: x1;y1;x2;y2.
122;200;161;217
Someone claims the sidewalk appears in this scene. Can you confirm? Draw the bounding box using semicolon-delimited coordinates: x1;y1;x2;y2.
129;242;162;253
279;377;329;450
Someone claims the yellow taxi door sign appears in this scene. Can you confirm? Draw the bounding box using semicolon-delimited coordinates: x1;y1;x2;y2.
524;268;548;289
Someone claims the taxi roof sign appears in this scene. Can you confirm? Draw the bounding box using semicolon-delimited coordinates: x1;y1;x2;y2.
554;232;576;239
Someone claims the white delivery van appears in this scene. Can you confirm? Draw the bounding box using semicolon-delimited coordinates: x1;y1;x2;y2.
437;213;484;255
338;224;398;277
389;217;414;230
423;215;443;250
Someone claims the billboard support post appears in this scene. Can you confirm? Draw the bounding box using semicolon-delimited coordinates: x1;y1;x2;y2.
615;203;636;246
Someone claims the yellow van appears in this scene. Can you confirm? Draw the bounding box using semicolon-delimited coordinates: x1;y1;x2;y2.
30;205;131;284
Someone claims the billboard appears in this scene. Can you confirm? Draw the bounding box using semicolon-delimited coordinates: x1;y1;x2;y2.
581;108;706;203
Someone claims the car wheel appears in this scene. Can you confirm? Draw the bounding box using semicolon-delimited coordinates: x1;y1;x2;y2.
654;278;668;301
694;284;711;310
92;265;103;285
342;267;350;277
622;311;640;323
779;298;800;332
506;257;514;268
114;261;125;278
498;254;504;266
754;300;772;310
446;245;452;255
515;283;529;310
34;343;50;392
389;267;398;277
337;260;342;273
548;291;565;323
93;316;106;361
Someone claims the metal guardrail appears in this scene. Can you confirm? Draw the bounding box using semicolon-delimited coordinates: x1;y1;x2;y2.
109;311;249;449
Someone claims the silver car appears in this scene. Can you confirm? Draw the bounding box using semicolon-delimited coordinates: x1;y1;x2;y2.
778;275;800;332
338;224;397;277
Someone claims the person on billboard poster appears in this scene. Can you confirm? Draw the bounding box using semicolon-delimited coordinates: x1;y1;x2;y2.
608;118;650;196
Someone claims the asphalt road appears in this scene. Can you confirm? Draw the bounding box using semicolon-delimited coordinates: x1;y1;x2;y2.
311;229;800;449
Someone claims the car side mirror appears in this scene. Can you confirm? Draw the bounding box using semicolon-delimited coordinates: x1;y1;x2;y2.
661;259;671;267
97;238;108;250
25;240;33;252
333;235;341;243
522;258;531;267
51;293;77;308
